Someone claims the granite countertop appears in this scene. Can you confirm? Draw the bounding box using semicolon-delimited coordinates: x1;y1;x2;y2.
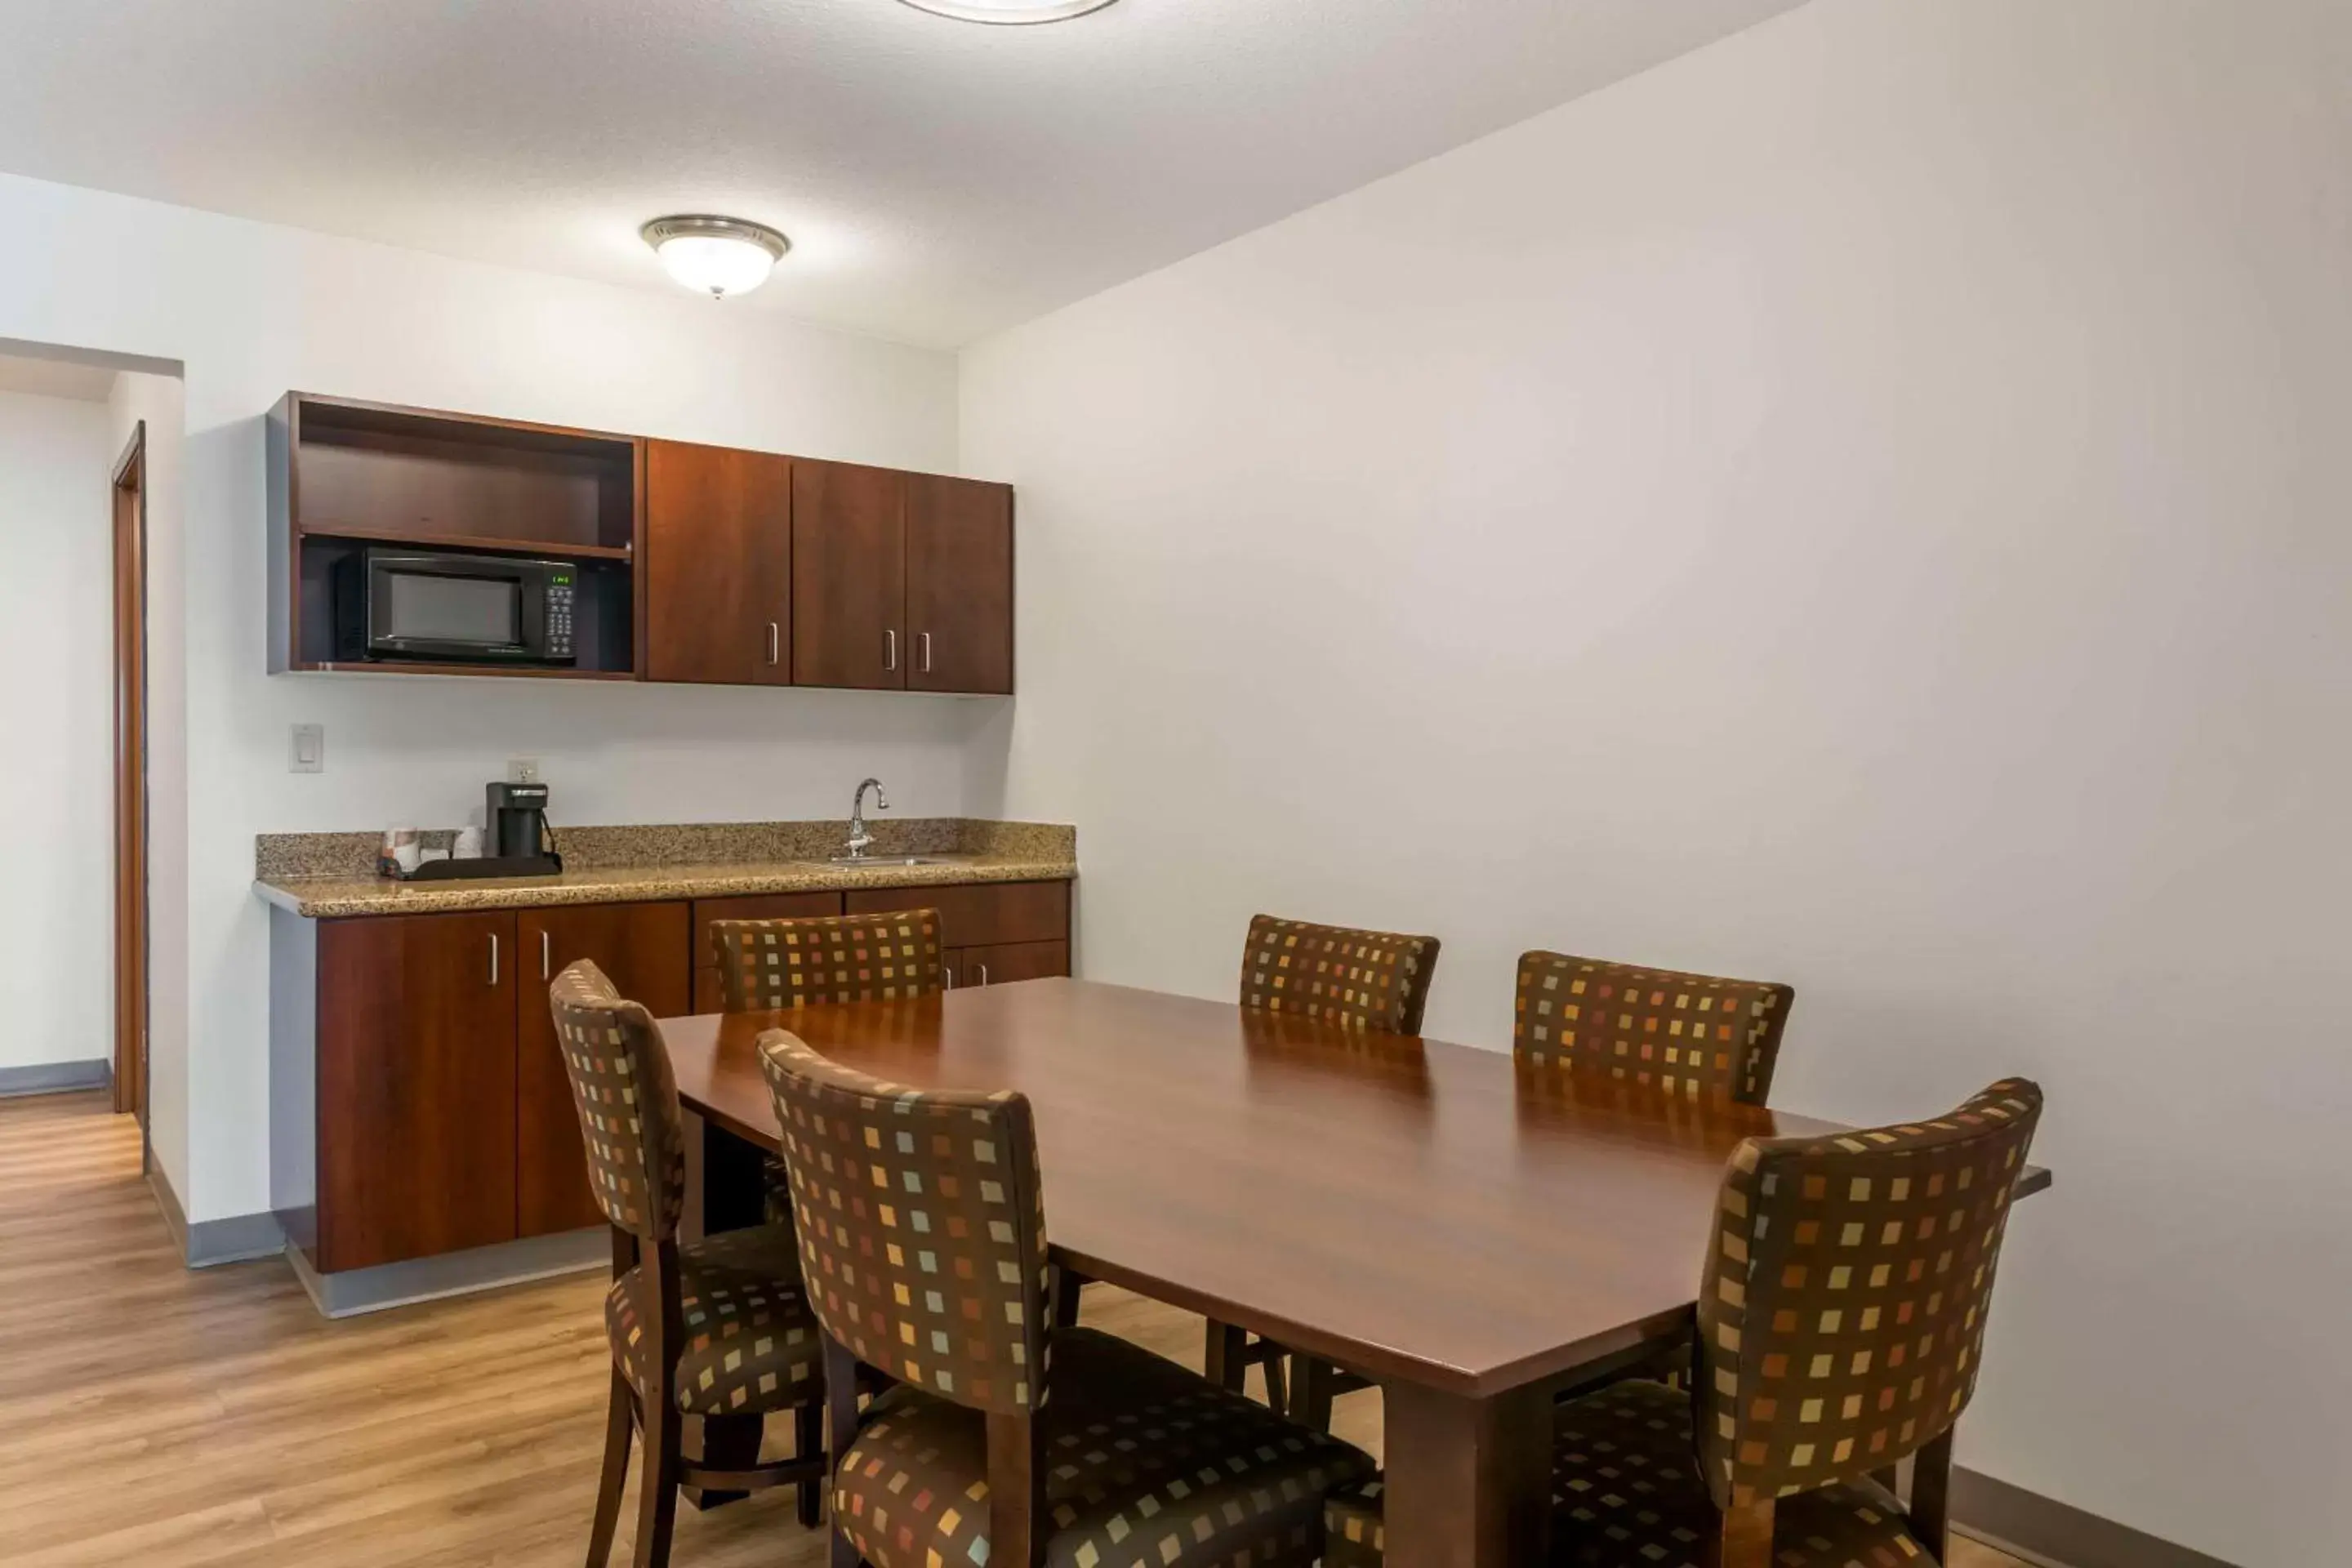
254;818;1076;920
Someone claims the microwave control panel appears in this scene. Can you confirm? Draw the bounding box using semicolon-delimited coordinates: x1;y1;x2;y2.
546;575;576;658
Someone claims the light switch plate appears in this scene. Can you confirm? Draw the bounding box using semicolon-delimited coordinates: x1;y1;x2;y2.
290;724;325;773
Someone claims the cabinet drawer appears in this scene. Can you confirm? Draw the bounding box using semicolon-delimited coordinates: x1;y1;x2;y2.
847;880;1070;951
957;940;1070;988
692;891;846;1012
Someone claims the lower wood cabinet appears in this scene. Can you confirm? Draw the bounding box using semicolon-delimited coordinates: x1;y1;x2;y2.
955;940;1071;988
287;878;1071;1276
515;901;692;1238
314;911;520;1274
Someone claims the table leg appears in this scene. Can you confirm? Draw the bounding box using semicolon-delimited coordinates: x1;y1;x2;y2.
684;1110;768;1242
1381;1379;1552;1568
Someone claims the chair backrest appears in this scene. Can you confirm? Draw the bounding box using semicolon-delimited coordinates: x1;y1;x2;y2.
1238;914;1441;1035
757;1030;1052;1415
548;959;687;1243
711;909;945;1012
1695;1079;2043;1509
1515;951;1794;1103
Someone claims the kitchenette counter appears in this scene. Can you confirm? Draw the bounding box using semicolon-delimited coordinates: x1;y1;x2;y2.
254;817;1076;919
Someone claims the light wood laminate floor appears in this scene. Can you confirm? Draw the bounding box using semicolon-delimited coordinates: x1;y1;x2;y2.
0;1094;2034;1566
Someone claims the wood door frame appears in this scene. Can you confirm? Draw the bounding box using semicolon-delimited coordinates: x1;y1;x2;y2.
112;422;149;1138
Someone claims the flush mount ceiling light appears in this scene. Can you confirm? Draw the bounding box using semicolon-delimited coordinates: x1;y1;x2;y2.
895;0;1120;23
640;216;791;299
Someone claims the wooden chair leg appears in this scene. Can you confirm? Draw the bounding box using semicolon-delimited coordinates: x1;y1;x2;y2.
1203;1320;1247;1393
586;1370;635;1568
795;1402;826;1530
632;1396;683;1568
826;1339;866;1568
987;1411;1048;1568
1714;1498;1775;1568
1261;1350;1286;1415
1288;1355;1333;1431
1050;1267;1086;1329
1909;1429;1954;1563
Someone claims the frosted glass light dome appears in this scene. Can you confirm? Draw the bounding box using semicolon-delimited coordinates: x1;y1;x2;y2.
639;216;791;300
897;0;1120;22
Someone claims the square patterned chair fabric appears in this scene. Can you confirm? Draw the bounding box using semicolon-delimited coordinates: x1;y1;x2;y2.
1322;1079;2044;1568
710;908;947;1013
1514;951;1795;1104
709;907;947;1226
547;960;831;1568
1237;914;1441;1036
757;1029;1374;1568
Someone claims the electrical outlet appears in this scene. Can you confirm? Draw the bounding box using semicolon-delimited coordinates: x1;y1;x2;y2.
507;758;543;785
290;724;325;774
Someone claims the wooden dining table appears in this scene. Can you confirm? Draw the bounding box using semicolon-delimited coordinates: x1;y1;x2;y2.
658;976;2051;1568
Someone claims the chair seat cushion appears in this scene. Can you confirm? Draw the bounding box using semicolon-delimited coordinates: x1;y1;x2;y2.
1322;1380;1927;1568
605;1223;822;1416
836;1326;1374;1568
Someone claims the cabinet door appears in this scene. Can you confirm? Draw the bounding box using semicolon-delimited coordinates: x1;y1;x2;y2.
791;460;906;690
644;440;792;685
316;911;519;1272
515;902;693;1238
906;474;1013;695
961;940;1070;987
691;891;846;1012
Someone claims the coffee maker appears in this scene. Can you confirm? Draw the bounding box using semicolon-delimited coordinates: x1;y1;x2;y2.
485;781;555;862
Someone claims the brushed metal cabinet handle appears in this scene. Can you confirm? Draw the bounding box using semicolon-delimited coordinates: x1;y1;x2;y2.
885;629;898;673
975;962;990;987
920;631;933;674
767;621;780;666
541;929;552;981
488;933;500;988
940;963;956;990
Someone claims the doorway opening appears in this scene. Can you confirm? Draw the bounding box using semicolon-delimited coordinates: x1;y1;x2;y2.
113;423;149;1151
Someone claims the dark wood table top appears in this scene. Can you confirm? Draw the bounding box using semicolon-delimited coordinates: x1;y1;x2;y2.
660;977;2049;1399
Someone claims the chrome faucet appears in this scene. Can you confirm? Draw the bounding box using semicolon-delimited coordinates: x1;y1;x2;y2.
844;777;889;861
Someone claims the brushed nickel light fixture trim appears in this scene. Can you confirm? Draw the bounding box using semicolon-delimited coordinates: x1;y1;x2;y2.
639;215;791;299
896;0;1120;24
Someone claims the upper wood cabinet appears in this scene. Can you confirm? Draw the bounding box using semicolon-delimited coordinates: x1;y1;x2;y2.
643;440;792;686
907;474;1014;695
791;461;1015;695
270;394;1013;694
791;460;910;690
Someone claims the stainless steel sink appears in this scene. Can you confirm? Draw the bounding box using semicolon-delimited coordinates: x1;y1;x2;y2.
822;855;951;868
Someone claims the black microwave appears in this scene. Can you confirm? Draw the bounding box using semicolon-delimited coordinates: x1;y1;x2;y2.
333;548;577;666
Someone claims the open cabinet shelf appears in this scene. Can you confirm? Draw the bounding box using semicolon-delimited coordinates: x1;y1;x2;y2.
269;394;644;676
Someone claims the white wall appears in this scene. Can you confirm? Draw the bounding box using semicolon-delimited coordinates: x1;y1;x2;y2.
961;1;2351;1562
0;174;973;1231
0;388;115;1072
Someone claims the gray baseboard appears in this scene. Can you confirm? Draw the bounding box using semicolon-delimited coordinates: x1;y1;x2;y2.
146;1165;288;1269
1954;1467;2241;1568
287;1227;608;1318
0;1058;109;1098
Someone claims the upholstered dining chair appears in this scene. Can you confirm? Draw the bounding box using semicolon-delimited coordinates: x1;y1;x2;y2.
1514;951;1795;1105
549;961;831;1568
755;1029;1375;1568
1210;913;1444;1427
1323;1078;2046;1568
710;909;946;1222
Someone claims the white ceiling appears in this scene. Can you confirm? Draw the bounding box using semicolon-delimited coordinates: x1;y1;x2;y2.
0;0;1806;347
